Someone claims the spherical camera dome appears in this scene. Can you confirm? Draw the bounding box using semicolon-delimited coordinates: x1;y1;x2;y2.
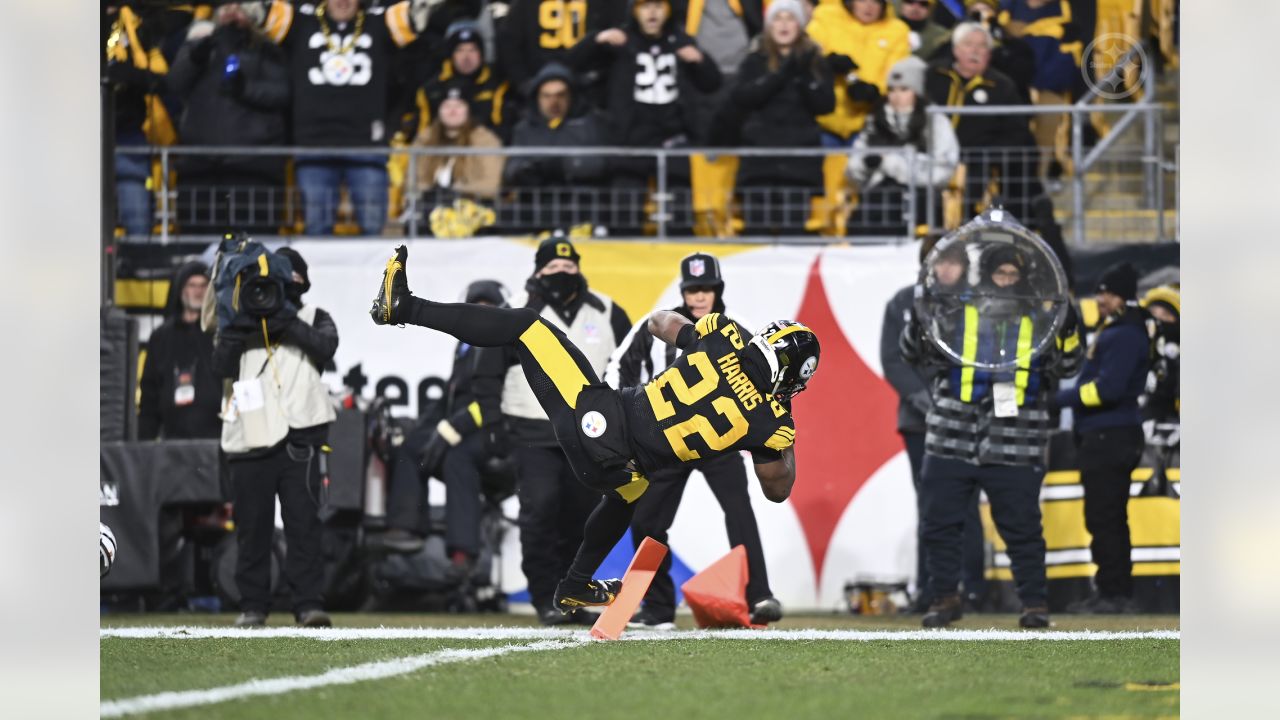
913;209;1070;371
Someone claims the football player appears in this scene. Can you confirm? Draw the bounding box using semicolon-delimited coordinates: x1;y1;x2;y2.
370;246;820;614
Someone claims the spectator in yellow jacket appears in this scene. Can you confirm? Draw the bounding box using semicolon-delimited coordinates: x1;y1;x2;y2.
806;0;911;145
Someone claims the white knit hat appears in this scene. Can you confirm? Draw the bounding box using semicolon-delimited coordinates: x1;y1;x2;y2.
765;0;809;27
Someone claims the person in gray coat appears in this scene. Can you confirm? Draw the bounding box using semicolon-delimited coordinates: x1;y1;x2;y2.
880;237;984;612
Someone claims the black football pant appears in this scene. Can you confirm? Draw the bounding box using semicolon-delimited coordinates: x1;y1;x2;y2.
921;453;1046;608
230;442;326;617
631;453;773;619
513;445;601;609
904;432;986;606
386;425;485;557
401;297;647;589
1077;425;1146;599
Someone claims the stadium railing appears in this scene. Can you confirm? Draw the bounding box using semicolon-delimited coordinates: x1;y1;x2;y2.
114;100;1173;246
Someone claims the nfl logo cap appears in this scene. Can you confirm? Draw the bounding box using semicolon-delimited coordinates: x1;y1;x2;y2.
680;252;724;290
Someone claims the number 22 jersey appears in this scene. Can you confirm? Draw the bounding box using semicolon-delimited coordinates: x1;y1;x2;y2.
620;314;795;474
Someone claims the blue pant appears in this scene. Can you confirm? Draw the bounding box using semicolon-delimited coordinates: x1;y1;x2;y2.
921;454;1047;608
115;152;153;236
819;131;857;149
905;433;986;606
295;156;388;235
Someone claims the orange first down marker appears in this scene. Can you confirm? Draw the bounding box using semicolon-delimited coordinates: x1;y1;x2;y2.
589;537;669;641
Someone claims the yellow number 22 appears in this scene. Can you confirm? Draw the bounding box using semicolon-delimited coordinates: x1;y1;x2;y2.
645;352;749;461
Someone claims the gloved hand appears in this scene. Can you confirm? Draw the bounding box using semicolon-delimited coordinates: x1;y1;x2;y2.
419;419;462;476
848;79;882;104
862;153;882;171
826;53;856;76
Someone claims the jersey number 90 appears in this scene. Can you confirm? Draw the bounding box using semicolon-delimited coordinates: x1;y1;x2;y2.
539;0;587;50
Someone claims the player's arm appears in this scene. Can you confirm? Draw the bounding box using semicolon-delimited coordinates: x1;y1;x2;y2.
647;310;696;349
752;447;796;503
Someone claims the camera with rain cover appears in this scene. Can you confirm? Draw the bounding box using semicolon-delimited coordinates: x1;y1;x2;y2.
211;232;298;330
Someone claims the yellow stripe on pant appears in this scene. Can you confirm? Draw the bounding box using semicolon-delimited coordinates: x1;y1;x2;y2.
516;320;649;504
517;321;588;409
616;472;650;504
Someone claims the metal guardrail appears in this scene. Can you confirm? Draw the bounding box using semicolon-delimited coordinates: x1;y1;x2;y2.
116;97;1173;246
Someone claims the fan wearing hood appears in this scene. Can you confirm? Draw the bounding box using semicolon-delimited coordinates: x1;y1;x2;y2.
138;262;222;440
502;62;610;190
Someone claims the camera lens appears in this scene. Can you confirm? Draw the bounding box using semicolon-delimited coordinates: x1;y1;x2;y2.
241;276;282;317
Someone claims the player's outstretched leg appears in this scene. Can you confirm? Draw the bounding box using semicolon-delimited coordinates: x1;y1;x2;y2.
370;245;537;346
552;493;639;612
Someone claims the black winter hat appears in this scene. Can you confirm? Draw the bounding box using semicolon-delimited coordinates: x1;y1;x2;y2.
534;237;581;271
426;78;472;117
1097;262;1139;301
276;247;310;294
679;252;724;290
445;20;483;56
980;244;1028;280
465;279;507;306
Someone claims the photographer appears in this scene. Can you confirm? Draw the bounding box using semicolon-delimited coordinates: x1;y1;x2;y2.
212;247;339;628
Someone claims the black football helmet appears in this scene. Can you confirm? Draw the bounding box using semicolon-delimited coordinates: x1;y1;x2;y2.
748;320;821;399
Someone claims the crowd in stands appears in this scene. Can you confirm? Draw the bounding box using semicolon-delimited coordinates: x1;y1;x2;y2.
107;0;1173;238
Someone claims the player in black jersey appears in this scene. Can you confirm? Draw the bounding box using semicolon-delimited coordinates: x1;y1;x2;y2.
370;246;821;613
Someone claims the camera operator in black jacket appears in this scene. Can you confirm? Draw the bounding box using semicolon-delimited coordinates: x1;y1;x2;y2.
212;247;339;628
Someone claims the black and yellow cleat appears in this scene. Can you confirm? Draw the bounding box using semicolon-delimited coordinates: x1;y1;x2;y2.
370;245;411;326
553;578;622;613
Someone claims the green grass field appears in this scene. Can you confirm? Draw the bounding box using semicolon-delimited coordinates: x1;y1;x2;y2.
101;613;1180;719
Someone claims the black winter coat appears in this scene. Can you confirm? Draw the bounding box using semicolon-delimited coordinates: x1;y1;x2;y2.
138;262;222;440
724;48;834;188
567;18;721;147
166;25;289;180
924;63;1035;150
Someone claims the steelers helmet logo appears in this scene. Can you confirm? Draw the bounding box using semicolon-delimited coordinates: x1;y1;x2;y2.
581;411;607;438
799;356;818;380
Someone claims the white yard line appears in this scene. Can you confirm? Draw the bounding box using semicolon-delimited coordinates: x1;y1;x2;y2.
100;638;584;718
102;626;1179;642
